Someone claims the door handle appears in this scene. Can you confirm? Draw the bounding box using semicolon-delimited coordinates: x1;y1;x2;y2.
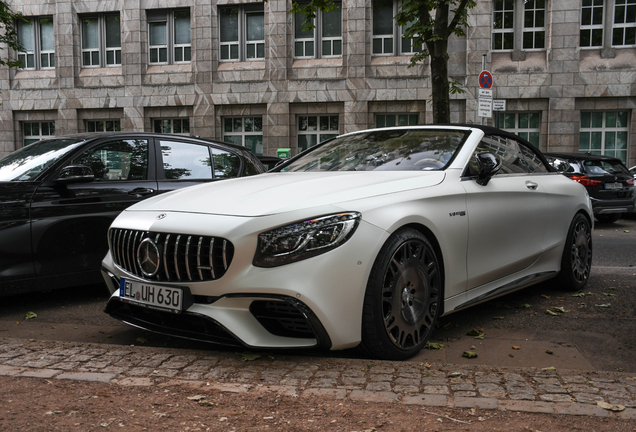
128;188;156;196
525;181;538;191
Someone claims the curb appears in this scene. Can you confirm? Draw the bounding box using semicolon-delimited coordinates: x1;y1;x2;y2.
1;337;635;420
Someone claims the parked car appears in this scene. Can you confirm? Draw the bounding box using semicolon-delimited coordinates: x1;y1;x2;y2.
0;132;265;296
102;125;593;360
257;155;284;171
544;152;635;223
630;165;636;179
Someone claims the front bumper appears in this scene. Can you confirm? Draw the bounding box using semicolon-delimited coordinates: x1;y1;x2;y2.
101;212;388;351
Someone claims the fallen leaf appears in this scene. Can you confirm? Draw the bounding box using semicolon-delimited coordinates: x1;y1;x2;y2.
552;307;567;313
462;351;478;359
509;354;514;358
545;350;554;355
448;372;462;378
466;329;482;336
493;316;505;320
572;292;593;297
546;310;559;316
517;303;532;309
474;333;485;340
135;337;148;344
597;401;625;412
595;303;612;308
237;352;261;361
424;341;444;350
512;346;520;350
187;395;206;401
603;293;615;297
541;294;551;299
624;230;630;233
542;366;556;370
25;311;37;320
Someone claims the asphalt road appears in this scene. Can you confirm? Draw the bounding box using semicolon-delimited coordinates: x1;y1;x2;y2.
1;216;634;372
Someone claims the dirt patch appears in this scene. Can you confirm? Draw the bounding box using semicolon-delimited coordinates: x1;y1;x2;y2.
1;375;635;431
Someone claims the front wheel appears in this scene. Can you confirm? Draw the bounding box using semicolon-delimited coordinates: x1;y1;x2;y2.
360;228;441;360
556;213;592;291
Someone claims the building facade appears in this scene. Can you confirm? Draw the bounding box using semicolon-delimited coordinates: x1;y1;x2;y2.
1;0;635;168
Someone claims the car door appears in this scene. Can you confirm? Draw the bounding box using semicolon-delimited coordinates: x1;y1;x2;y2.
461;134;549;291
0;182;38;284
29;137;158;279
155;138;242;193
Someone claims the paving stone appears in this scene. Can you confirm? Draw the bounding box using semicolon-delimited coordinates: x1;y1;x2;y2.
313;378;338;388
501;400;554;413
475;374;502;384
0;365;24;376
369;373;393;382
539;383;568;393
423;385;449;395
477;383;507;399
56;372;116;383
572;393;604;404
369;366;394;374
115;377;154;386
454;397;498;409
421;377;447;385
561;375;587;384
315;371;340;379
540;394;575;403
366;381;392;392
554;402;611;417
302;388;347;399
567;383;598;393
401;394;448;406
451;382;475;392
454;391;477;397
342;376;366;386
616;408;636;420
393;385;420;394
19;368;61;379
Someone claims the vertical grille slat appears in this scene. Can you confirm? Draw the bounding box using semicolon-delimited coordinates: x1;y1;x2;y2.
197;237;203;281
108;228;233;282
174;235;182;282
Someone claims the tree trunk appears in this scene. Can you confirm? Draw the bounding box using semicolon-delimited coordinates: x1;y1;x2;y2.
428;42;451;124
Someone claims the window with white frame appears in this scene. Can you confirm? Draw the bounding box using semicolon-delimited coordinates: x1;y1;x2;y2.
372;0;421;55
147;9;191;64
219;5;265;61
23;121;55;146
81;14;121;67
375;114;418;128
581;0;604;48
86;120;121;132
223;117;263;156
297;115;339;152
294;2;342;58
613;0;636;46
492;0;545;51
580;111;629;164
496;112;541;147
17;17;54;70
153;118;190;135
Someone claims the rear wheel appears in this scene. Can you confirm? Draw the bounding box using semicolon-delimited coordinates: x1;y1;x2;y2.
360;228;441;360
556;213;592;291
596;213;621;224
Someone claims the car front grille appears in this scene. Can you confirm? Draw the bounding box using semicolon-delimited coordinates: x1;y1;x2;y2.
109;228;234;282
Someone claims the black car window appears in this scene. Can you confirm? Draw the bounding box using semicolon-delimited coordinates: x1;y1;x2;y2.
517;143;549;173
546;156;574;173
469;135;530;175
160;141;213;180
212;148;241;179
583;160;630;176
0;139;84;181
72;139;149;181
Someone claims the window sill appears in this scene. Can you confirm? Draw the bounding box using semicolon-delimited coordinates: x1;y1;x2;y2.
371;56;414;66
217;61;265;71
79;67;123;77
292;58;343;68
147;64;192;74
14;69;56;79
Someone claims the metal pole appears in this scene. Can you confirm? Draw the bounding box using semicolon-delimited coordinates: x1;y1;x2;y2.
481;54;487;126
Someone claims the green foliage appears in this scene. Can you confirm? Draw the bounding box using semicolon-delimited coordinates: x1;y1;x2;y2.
0;0;24;68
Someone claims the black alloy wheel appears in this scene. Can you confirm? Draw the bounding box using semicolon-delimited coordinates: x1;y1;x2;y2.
557;213;592;291
360;228;441;360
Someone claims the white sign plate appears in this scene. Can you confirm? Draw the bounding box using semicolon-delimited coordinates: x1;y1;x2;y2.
477;98;492;118
493;99;506;111
478;89;493;99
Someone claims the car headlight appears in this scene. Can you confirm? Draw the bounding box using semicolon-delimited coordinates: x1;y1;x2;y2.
253;212;361;267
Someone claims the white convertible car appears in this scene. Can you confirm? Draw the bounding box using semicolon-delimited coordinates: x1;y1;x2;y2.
102;125;593;360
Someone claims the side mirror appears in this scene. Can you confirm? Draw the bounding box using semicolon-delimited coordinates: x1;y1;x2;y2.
56;165;95;184
475;152;501;186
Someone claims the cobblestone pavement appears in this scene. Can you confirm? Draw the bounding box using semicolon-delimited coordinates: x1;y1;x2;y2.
1;337;635;420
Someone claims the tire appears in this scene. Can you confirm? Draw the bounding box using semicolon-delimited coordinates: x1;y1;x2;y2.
595;213;621;223
360;228;441;360
556;213;592;292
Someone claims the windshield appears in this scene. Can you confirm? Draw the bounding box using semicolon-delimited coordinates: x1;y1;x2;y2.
281;129;470;172
0;138;86;181
583;160;630;176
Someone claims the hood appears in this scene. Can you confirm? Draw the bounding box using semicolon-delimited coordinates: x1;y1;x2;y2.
127;171;445;217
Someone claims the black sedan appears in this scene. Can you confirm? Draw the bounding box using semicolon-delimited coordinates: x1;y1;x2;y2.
545;152;635;223
0;132;265;296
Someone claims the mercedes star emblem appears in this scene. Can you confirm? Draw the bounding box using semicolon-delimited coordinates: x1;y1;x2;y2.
157;213;167;220
137;238;161;277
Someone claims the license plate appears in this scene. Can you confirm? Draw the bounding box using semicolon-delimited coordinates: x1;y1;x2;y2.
119;278;183;312
604;182;622;190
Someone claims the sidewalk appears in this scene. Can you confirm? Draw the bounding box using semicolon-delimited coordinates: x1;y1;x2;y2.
1;336;635;421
